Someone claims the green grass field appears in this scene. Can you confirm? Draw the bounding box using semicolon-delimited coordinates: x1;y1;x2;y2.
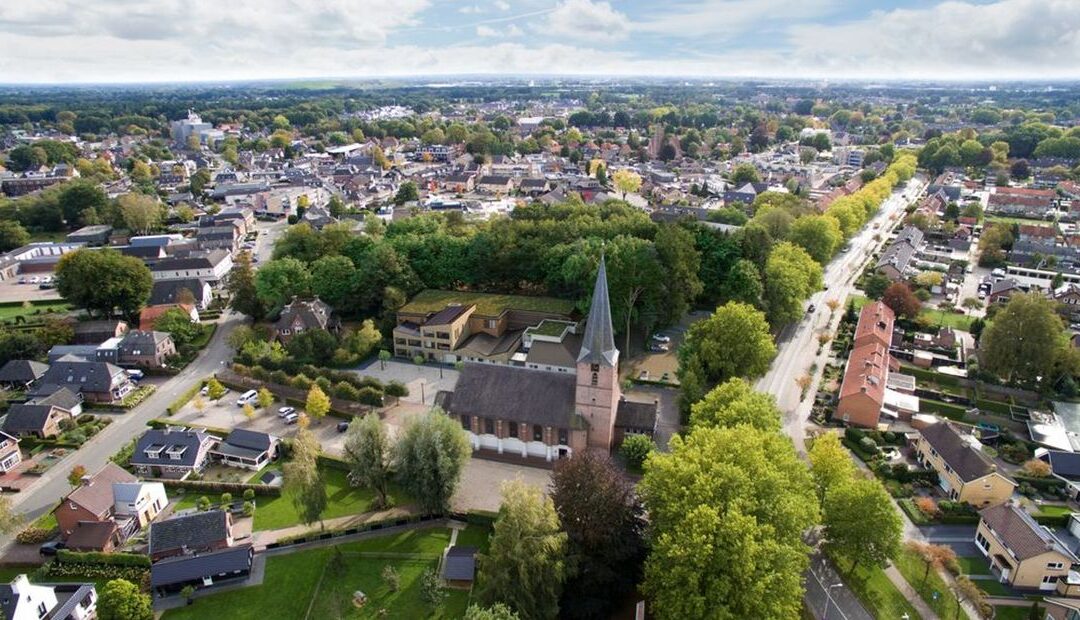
400;289;576;316
0;300;71;320
956;555;992;576
163;526;480;620
994;603;1043;620
830;552;920;620
173;467;409;531
894;548;963;619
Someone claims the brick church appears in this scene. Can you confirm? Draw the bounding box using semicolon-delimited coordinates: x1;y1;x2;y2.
437;256;658;461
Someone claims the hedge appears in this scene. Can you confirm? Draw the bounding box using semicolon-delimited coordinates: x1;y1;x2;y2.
154;478;281;496
317;454;350;472
57;549;150;567
1034;513;1072;528
268;513;442;548
1015;475;1067;492
166;380;208;415
38;561;149;588
919;398;968;420
974;398;1013;416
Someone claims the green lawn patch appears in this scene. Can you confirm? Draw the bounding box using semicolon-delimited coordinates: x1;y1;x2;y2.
401;288;575;317
994;603;1043;620
919;308;974;331
894;547;962;619
976;579;1012;597
919;398;969;420
957;556;992;576
1034;504;1072;517
830;552;920;620
0;300;71;321
849;294;869;310
453;524;492;553
162;527;466;620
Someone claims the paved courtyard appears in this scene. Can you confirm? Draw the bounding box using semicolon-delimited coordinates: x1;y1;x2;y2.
451;458;552;513
352;359;459;406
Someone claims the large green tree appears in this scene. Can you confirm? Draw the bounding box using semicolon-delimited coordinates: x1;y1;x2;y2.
117;192;164;235
152;307;201;347
226;251;265;320
283;428;327;527
310;254;358;309
823;477;902;575
0;220;29;252
689;378;781;432
55;248;152;318
789;215;843;265
394;409;471;514
677;301;776;398
97;579;153;620
343;412;394;509
719;258;764;307
550;451;645;619
254;257;312;308
807;432;857;502
641;426;819;619
476;480;568;620
764;241;823;327
981;293;1070;383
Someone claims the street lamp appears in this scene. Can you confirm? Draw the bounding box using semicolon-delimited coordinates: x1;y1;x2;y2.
823;583;843;620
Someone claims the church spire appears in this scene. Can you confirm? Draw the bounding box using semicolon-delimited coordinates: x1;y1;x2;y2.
577;254;618;367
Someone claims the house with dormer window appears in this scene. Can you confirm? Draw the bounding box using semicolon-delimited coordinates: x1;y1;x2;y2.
130;428;219;479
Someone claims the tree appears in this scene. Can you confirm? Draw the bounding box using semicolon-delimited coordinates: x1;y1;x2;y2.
612;169;642;200
465;603;521;620
550;451;645;620
882;282;922;319
305;384;330;422
619;433;653;470
915;270;945;289
287;329;338;365
678;302;776;388
343;413;394;509
421;568;447;607
905;540;957;585
206;377;226;400
117;192;163;235
477;480;568;620
719;259;764;307
227;251;265;320
394;409;471;514
242;403;256;420
954;575;987;620
192;394;207;414
152;307;200;346
823;477;902;575
807;432;856;502
55;248;152;318
0;220;30;252
1011;159;1031;180
378;349;392;370
180;584;196;604
394;181;419;206
283;428;328;527
6;144;48;171
981;293;1068;383
689;378;781;432
310;255;358;309
254;257;311;308
1022;458;1052;477
257;387;273;410
97;579;153;620
67;465;87;487
789;215;842;265
731;163;761;186
0;495;23;535
764;242;823;327
641;426;819;619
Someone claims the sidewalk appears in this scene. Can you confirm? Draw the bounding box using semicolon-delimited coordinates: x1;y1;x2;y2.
250;506;417;550
884;564;940;620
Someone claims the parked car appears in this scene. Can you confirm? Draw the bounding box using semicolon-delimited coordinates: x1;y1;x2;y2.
336;421;350;433
17;277;26;284
649;344;669;353
41;276;51;284
283;412;299;425
651;333;671;344
39;541;66;556
881;447;902;461
278;406;296;418
236;389;258;407
29;276;39;284
125;369;144;381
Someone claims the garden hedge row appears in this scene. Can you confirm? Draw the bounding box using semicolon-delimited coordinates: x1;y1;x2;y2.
165;380;207;415
154;478;281;497
57;549;150;567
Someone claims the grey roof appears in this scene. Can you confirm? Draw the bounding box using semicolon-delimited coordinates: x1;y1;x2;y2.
424;304;471;326
27;386;81;410
63;463;136;516
118;330;172;353
149;279;207;306
441;363;578;428
150;544;253;588
130;428;216;469
41;359;128;393
1043;450;1080;480
47;346;97;363
920;422;1008;483
275;297;336;332
2;404;60;434
525;333;582;368
150;510;231;557
615;400;658;432
980;502;1076;562
0;360;48;384
577;255;618;367
442;546;477;581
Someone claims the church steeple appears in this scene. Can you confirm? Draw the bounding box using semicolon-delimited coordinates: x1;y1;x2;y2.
577;254;618;367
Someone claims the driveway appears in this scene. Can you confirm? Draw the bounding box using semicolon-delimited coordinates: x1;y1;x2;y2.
352;359;459;406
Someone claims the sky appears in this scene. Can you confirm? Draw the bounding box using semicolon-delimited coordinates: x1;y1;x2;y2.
0;0;1078;84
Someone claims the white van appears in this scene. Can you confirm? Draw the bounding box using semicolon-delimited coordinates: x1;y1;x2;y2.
236;390;258;407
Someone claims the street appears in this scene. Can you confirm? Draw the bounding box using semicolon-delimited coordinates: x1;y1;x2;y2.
757;177;927;454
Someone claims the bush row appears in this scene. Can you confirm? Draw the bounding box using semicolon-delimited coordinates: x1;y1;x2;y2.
57;549;150;567
165;380;207;415
269;513;443;547
39;561;149;589
153;477;281;497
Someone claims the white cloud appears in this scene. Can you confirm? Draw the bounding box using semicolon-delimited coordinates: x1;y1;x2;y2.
545;0;630;42
477;23;523;38
459;4;484;14
476;25;498;37
494;0;511;10
637;0;839;38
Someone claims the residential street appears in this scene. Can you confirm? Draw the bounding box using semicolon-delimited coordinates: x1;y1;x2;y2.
757;177;927;455
1;309;244;538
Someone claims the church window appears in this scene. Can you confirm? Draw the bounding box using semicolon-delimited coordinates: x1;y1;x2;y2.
590;363;600;372
508;422;518;438
591;373;598;386
558;428;568;444
484;418;495;435
460;415;470;431
533;425;544;441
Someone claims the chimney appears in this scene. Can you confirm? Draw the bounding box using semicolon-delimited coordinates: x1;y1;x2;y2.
81;475;93;487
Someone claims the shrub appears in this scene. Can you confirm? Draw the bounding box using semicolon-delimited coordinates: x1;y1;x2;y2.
915;496;940;518
242;501;254;517
220;492;233;505
334;382;360;401
382;565;400;592
385;381;408;397
1022;459;1052;478
16;526;55;544
196;496;211;511
243;489;255;501
858;436;879;455
355;387;383;407
619;434;654;469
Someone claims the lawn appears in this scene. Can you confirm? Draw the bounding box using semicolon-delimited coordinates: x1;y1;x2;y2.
1033;504;1073;517
830;552;920;620
163;526;475;620
0;300;71;320
976;578;1012;596
994;603;1043;620
172;467;409;531
894;547;963;619
957;555;992;576
920;308;975;331
453;525;492;553
400;288;576;316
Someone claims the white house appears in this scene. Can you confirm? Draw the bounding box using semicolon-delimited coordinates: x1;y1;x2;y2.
0;574;96;620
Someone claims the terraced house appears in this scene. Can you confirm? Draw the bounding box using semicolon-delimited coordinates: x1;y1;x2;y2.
976;502;1079;592
915;421;1017;506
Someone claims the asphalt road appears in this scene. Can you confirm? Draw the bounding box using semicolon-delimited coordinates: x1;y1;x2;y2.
4;309;245;533
756;177;927;455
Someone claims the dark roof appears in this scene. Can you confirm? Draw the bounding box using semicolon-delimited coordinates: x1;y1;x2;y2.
63;463;136;516
980;502;1075;561
478;175;511;185
119;330;172;353
149;279;207;306
130;428;216;469
275;297;336;332
442;546;477;581
424;304;472;326
27;386;81;410
577;255;617;367
615;400;657;432
1044;450;1080;480
66;520;118;550
150;544;253;588
223;429;273;452
0;359;48;384
41;359;127;393
441;364;578;428
150;510;231;556
2;404;61;434
920;422;1006;483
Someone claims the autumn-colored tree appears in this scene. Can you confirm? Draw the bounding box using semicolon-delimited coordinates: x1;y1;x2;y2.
905;540;957;585
1022;459;1052;478
305;385;330;422
242;403;256;420
67;465;87;487
257;387;274;410
881;282;922;319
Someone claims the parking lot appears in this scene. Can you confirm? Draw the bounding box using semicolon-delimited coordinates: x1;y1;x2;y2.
0;277;64;304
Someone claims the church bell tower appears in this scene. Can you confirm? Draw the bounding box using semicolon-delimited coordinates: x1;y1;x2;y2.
575;255;621;451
